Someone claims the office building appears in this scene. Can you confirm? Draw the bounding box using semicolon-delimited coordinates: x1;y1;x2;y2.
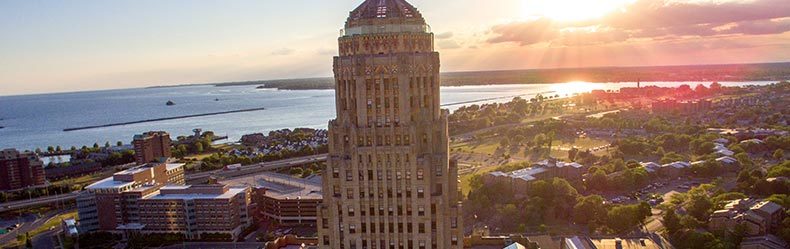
317;0;463;248
77;163;185;231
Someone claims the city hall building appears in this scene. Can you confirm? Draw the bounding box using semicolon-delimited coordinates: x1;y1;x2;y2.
318;0;463;248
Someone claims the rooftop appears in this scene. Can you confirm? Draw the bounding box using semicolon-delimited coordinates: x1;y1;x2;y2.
220;172;323;200
166;163;184;171
146;186;247;200
85;176;136;190
348;0;423;23
752;200;783;214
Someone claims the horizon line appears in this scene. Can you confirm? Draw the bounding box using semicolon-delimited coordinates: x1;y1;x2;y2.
1;60;788;98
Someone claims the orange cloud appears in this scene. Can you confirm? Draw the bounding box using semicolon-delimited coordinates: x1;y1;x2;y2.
487;0;790;46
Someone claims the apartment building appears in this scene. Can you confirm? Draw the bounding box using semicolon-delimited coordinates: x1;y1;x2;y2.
133;131;172;164
0;149;46;191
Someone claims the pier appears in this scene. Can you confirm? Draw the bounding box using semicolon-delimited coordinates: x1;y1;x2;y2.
63;107;267;132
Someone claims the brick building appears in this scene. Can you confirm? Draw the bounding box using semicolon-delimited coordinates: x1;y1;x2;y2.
221;172;322;226
78;162;249;239
0;149;46;191
133;131;172;164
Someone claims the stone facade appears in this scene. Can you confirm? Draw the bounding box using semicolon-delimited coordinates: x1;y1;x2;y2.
317;1;463;248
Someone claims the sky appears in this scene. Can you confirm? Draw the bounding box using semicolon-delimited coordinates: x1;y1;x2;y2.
0;0;788;95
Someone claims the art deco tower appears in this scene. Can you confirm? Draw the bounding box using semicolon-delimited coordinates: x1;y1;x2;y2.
318;0;463;248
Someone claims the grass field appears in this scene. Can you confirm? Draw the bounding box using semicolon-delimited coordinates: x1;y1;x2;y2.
51;168;116;188
29;210;77;237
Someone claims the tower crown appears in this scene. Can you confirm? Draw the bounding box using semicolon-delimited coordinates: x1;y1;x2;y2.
343;0;429;36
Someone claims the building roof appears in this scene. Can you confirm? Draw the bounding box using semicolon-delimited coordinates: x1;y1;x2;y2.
564;236;588;249
715;156;738;164
85;177;137;190
662;161;691;169
220;172;323;200
348;0;423;23
741;235;789;249
146;186;246;200
503;242;527;249
751;201;783;215
165;163;184;171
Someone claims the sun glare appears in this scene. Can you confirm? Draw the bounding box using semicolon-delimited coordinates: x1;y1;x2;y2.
550;81;604;96
523;0;635;21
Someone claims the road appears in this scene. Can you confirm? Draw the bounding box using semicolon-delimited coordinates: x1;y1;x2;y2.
31;229;58;249
0;209;67;246
0;193;80;213
186;154;327;183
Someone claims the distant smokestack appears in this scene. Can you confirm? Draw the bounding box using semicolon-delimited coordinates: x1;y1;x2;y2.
637;79;641;88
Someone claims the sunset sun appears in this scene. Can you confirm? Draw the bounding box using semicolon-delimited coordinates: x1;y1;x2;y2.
523;0;635;21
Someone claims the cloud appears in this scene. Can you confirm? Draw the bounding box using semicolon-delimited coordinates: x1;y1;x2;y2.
487;0;790;47
435;32;454;39
270;48;295;56
487;18;559;45
438;39;462;49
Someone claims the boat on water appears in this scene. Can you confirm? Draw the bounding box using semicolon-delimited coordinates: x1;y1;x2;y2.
166;100;176;106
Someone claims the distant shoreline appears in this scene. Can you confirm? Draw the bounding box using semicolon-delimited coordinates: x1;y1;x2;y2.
194;62;790;90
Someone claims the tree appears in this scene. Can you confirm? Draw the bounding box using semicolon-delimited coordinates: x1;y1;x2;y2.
290;167;303;176
105;142;111;148
588;169;608;191
606;204;649;234
774;149;785;160
568;148;579;161
573;195;608;228
663;209;681;235
55;146;62;152
93;143;99;149
47;146;54;153
194;142;204;153
685;186;714;221
117;141;124;146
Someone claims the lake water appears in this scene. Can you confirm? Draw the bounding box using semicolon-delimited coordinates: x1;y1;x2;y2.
0;81;775;150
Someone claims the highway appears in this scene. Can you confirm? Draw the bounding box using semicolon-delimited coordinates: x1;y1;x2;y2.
186;153;327;183
0;193;80;213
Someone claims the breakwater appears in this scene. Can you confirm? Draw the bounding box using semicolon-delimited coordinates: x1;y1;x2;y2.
63;107;267;132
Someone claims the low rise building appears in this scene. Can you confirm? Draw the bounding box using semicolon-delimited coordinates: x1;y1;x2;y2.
220;172;322;226
563;236;665;249
657;161;690;178
485;160;586;195
740;235;789;249
709;198;785;236
652;99;712;113
0;149;46;191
